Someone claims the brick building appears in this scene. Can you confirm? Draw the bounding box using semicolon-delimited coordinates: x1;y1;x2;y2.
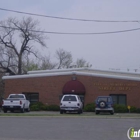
2;68;140;107
0;68;15;99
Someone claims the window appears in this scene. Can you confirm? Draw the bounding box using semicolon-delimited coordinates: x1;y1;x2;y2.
97;97;111;102
23;92;39;103
110;94;126;105
63;96;77;101
9;95;24;99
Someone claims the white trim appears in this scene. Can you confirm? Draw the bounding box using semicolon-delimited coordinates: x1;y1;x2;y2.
2;71;140;81
77;72;140;81
27;68;88;74
27;67;140;76
2;72;75;80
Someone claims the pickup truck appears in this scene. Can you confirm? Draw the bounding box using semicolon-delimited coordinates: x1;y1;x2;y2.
2;94;30;113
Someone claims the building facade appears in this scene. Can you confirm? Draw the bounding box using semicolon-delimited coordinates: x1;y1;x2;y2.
2;68;140;107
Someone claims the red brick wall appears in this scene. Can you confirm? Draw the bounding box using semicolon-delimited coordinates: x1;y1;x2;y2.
3;75;140;107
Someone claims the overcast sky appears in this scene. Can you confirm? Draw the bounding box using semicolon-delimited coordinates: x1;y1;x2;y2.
0;0;140;72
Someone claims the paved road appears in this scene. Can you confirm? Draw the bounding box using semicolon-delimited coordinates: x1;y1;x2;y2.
0;116;139;140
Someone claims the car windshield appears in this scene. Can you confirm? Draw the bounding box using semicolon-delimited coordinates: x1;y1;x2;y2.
63;96;77;101
97;97;111;102
9;95;24;99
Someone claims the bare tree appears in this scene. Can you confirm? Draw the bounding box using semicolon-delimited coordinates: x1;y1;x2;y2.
22;59;39;73
56;48;72;69
21;54;57;72
0;17;47;74
0;45;17;73
75;58;92;68
40;55;57;70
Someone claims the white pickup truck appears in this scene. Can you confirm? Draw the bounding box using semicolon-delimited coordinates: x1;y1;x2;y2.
2;94;30;113
60;94;83;114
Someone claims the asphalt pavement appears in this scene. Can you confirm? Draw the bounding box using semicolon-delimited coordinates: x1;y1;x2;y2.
0;110;140;118
0;115;139;140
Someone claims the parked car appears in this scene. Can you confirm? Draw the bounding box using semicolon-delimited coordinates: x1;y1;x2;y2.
60;94;83;114
95;96;114;115
2;94;30;113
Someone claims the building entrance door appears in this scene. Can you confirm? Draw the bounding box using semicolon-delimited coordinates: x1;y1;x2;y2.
62;79;86;106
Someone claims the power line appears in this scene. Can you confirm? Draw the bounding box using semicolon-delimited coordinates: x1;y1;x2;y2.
0;25;140;35
0;7;140;23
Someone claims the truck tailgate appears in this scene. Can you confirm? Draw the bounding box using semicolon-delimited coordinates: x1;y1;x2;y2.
3;99;20;106
61;101;78;108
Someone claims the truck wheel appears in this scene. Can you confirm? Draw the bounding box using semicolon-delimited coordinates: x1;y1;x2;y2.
78;110;81;114
3;109;7;113
95;111;99;115
26;108;30;112
11;110;14;113
60;110;63;114
21;107;25;113
78;109;83;114
99;101;107;108
110;111;114;115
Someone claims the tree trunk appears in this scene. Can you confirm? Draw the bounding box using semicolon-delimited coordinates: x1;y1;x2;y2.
18;55;22;75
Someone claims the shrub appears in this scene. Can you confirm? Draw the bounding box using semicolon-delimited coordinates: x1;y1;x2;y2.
113;104;128;113
30;102;47;111
30;102;60;111
127;106;140;113
30;104;40;111
130;106;137;113
137;108;140;113
84;103;95;112
113;105;140;113
47;105;60;111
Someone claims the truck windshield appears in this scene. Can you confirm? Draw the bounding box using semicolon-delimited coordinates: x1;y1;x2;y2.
9;95;24;99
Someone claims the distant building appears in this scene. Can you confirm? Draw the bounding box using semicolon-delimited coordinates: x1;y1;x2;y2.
2;68;140;107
